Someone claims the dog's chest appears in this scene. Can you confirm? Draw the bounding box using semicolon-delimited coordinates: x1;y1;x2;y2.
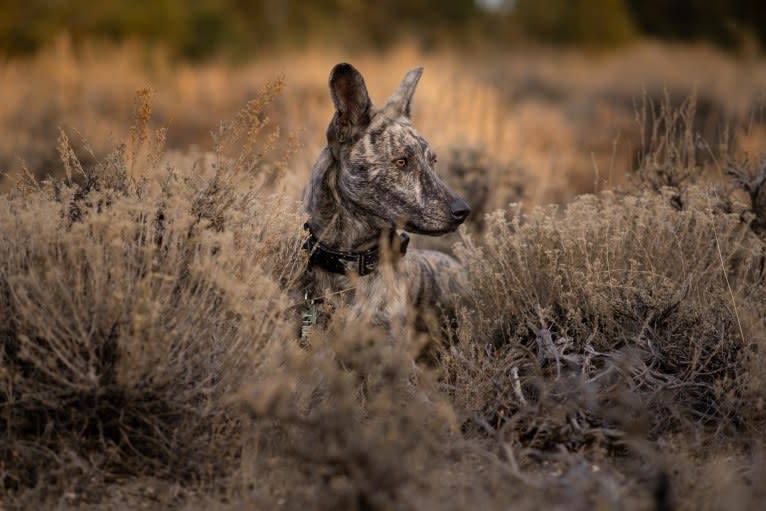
308;266;409;328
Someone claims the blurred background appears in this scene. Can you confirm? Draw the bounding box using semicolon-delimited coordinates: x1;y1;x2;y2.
1;0;765;207
3;0;766;57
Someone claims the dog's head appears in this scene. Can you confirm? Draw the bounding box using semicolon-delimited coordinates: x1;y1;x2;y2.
325;63;470;235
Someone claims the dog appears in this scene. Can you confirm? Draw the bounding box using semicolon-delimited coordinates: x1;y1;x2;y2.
301;63;470;344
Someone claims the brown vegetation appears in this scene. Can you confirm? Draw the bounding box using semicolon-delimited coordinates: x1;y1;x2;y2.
1;44;766;510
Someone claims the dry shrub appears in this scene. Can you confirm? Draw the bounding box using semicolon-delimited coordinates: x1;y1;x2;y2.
661;441;766;511
182;324;552;511
236;324;458;511
413;145;531;254
5;41;766;208
451;186;765;455
0;84;304;496
634;92;703;191
727;157;766;236
2;67;766;510
442;146;531;231
229;321;666;511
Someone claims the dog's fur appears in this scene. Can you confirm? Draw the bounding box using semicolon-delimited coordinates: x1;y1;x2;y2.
302;63;470;340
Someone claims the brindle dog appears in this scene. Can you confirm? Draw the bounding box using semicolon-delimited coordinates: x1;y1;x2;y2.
302;63;470;342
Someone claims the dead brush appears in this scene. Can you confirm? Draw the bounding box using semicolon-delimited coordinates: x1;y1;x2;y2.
211;76;300;185
633;91;705;191
0;83;305;495
413;146;531;256
443;146;531;232
237;322;458;511
726;156;766;236
450;187;765;462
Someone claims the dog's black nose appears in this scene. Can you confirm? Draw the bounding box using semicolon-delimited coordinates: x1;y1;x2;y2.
449;198;471;222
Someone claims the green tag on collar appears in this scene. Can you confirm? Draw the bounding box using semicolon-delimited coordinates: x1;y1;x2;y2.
300;302;319;342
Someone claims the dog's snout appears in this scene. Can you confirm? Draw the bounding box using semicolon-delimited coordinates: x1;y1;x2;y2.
449;198;471;222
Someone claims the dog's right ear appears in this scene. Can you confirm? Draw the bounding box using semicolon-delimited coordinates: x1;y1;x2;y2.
327;63;372;151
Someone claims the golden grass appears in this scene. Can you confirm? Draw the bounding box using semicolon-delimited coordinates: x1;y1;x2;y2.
2;39;765;205
2;41;766;510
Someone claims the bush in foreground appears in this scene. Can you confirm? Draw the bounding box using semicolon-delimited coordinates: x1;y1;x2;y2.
0;86;304;496
1;85;765;510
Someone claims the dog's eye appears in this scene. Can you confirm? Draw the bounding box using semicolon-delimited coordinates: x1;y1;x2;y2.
394;157;408;169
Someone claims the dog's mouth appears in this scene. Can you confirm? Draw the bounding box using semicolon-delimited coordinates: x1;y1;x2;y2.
403;218;465;236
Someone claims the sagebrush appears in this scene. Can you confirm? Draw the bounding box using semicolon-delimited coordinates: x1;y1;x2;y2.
1;76;766;511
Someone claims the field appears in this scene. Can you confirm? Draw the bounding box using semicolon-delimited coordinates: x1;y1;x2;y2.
2;40;766;510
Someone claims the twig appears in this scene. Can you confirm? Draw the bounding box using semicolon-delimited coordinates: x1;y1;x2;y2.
510;366;527;406
472;416;542;488
708;200;746;345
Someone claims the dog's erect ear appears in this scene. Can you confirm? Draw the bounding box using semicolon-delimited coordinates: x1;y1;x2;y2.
382;66;423;118
328;63;372;148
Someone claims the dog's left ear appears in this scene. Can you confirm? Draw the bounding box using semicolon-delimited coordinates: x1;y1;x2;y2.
383;66;424;118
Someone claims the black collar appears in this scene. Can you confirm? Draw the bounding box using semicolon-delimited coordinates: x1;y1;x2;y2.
302;223;410;276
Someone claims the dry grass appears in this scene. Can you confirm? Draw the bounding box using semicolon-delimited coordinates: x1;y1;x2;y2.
2;39;765;204
1;42;766;510
0;88;305;504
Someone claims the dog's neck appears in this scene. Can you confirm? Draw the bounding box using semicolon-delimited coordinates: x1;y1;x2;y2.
303;147;390;252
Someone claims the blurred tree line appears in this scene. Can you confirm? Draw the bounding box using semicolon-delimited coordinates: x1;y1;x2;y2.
1;0;764;58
